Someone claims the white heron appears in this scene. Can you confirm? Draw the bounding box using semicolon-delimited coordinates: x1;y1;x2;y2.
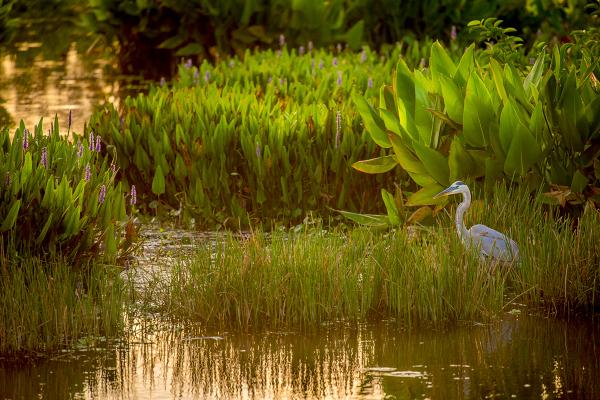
434;181;519;263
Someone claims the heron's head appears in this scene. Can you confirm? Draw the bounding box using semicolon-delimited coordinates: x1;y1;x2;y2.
433;181;468;198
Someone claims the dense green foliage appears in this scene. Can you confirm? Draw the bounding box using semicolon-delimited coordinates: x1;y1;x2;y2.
352;41;600;228
83;0;596;63
89;47;430;227
0;119;132;262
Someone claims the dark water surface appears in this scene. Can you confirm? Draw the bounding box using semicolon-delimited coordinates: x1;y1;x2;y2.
0;19;146;134
1;316;598;399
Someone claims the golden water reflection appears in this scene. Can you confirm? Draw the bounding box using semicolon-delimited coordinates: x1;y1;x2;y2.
2;316;597;399
0;21;147;135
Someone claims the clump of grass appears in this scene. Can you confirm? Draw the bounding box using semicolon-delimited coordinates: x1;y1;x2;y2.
149;225;508;329
148;184;599;328
0;255;126;357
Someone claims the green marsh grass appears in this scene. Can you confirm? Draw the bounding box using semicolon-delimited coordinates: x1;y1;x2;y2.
150;227;507;329
148;184;599;328
0;256;126;357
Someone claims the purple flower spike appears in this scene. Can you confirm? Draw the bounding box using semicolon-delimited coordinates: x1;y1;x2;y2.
255;142;261;158
337;71;342;86
84;164;91;182
336;43;342;53
99;185;106;204
160;77;166;87
361;49;367;63
368;77;373;88
451;25;457;41
299;46;305;56
318;59;324;70
279;33;285;47
77;141;84;158
185;59;192;68
23;129;29;150
332;57;338;67
193;68;199;82
204;70;210;83
41;147;47;168
130;185;137;205
95;136;102;152
308;41;313;53
89;131;95;151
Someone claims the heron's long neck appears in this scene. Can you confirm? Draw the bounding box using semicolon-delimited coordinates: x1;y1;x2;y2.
455;189;470;241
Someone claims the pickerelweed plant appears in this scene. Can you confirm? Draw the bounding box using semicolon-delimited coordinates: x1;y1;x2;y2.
350;41;600;225
88;44;440;227
0;118;133;262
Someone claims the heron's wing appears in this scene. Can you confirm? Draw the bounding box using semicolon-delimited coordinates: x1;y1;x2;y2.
468;224;519;262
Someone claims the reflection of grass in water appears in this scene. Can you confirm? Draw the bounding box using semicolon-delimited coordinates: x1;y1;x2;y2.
147;185;600;328
0;255;126;357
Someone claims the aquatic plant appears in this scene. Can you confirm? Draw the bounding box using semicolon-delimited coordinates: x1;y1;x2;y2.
0;255;126;357
0;118;131;262
89;46;437;227
350;40;600;229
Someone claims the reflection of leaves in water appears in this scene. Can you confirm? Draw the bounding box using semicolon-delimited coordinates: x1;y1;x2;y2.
0;98;12;130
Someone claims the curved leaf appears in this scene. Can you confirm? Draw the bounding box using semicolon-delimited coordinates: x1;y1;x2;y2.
352;156;397;174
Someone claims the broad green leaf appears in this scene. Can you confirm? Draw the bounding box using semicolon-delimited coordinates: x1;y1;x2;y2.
394;59;416;133
22;152;32;181
430;41;456;88
439;74;464;124
454;44;475;87
571;170;588;193
524;52;546;95
388;134;427;174
504;124;541;176
380;108;402;136
484;158;503;191
381;188;400;225
406;184;445;206
175;43;204;56
352;156;397;174
489;59;508;102
352;93;391;148
412;141;449;186
152;164;166;195
344;20;364;50
463;73;494;147
449;138;478;182
336;210;390;227
1;200;21;232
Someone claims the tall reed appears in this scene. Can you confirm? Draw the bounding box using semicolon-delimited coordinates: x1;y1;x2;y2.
0;256;126;357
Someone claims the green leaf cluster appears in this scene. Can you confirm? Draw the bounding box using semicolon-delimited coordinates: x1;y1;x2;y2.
354;41;600;211
0;118;130;261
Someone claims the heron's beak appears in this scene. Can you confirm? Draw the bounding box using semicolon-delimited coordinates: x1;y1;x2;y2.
433;186;454;199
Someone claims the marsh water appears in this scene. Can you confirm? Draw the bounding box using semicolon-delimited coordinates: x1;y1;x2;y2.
0;19;148;134
1;316;599;399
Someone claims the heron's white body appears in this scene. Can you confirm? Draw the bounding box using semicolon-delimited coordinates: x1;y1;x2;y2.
436;181;519;263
